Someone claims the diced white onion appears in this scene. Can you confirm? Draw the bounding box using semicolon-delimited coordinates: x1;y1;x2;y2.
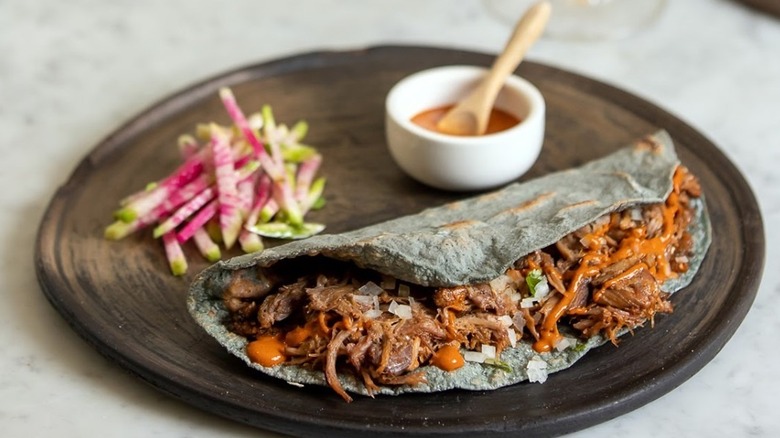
555;337;577;352
498;315;514;327
352;295;374;306
395;304;413;319
507;328;518;348
509;292;522;303
463;351;487;363
408;296;416;308
534;281;550;300
481;344;497;360
363;295;383;319
358;281;384;296
527;356;549;383
364;309;383;319
489;275;512;295
398;283;410;297
387;300;412;320
512;313;525;330
630;207;643;221
520;297;538;308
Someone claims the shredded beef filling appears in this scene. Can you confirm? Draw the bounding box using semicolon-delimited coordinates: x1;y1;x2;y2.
223;166;702;402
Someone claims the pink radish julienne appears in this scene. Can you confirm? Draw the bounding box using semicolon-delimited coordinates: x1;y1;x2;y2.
105;87;326;275
218;88;281;179
219;87;303;227
176;199;218;244
152;187;216;238
210;126;244;249
161;229;188;276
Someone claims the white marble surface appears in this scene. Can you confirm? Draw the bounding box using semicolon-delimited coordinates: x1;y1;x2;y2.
2;0;778;436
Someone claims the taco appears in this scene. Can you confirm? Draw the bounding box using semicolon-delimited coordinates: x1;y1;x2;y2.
188;130;710;402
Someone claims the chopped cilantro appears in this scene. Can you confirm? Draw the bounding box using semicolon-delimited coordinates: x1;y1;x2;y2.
484;358;512;373
525;269;544;297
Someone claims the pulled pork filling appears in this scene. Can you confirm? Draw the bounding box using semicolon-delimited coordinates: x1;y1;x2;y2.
224;166;701;402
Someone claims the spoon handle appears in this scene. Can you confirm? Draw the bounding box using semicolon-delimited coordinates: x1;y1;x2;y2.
436;1;550;136
477;1;551;124
484;1;551;99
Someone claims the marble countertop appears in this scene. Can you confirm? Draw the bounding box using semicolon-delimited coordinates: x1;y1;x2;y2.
2;0;778;436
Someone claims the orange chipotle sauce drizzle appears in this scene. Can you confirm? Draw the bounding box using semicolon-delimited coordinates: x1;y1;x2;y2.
248;317;330;367
431;344;465;371
532;167;687;353
411;104;521;135
247;335;287;367
285;325;313;348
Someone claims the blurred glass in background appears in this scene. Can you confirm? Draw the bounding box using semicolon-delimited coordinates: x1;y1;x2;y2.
483;0;668;40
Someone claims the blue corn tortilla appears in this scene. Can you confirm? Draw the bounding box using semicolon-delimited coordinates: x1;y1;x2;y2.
187;130;711;396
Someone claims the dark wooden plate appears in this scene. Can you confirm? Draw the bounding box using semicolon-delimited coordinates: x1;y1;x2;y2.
35;46;764;437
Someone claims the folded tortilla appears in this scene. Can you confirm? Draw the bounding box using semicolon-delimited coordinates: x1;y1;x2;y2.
188;130;711;397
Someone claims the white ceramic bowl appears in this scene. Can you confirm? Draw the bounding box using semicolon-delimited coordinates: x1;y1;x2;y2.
385;65;545;191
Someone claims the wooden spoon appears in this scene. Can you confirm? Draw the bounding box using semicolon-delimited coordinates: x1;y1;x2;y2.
436;1;551;136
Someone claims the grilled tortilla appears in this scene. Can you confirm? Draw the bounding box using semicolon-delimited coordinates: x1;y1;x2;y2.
188;130;711;401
